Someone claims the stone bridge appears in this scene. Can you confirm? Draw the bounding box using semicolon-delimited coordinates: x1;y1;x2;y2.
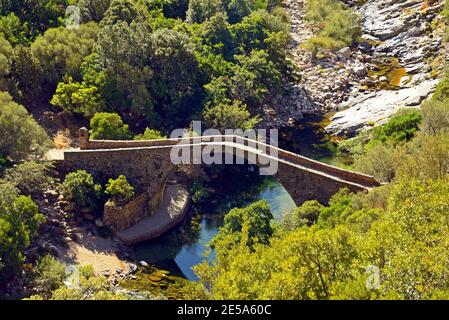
61;128;381;212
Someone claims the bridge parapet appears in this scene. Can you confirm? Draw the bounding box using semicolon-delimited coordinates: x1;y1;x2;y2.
77;128;381;190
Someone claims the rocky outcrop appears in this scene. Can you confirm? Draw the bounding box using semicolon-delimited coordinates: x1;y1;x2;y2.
283;0;447;136
326;0;446;135
326;78;439;135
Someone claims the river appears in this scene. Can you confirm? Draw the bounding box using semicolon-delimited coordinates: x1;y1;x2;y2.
133;116;344;280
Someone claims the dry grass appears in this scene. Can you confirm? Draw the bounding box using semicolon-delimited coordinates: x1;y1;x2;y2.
53;129;72;149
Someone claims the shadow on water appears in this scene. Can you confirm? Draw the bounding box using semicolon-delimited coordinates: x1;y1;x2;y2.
133;115;348;280
279;114;352;168
133;165;296;280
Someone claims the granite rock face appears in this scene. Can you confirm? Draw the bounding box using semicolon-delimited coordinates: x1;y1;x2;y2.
282;0;447;136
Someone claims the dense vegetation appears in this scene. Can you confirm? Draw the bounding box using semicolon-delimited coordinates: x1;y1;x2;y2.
187;73;449;300
0;0;448;301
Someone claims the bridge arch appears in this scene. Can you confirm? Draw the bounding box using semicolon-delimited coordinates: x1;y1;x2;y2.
62;128;381;209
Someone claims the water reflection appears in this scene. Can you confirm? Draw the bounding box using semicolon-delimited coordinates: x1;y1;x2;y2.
133;167;296;280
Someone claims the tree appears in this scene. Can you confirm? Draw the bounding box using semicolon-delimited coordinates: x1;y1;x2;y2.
31;22;99;93
78;0;112;23
193;225;358;299
134;128;166;140
4;161;55;198
0;0;68;35
0;33;12;91
0;182;45;285
0;92;50;161
212;200;274;250
89;112;132;140
203;100;260;131
100;0;143;26
186;0;224;24
105;175;135;205
62;170;102;209
51;76;104;118
10;45;44;104
282;200;324;230
33;255;67;298
148;28;203;128
0;12;30;46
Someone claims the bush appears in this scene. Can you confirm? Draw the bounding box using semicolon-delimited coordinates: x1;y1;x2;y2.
304;0;361;54
354;143;400;183
89;112;132;140
369;109;422;146
212;200;274;250
63;170;102;209
105;175;135;205
431;77;449;102
33;255;67;297
4;161;55;197
282;200;324;230
134;128;166;140
420;99;449;135
0;92;51;161
0;182;45;285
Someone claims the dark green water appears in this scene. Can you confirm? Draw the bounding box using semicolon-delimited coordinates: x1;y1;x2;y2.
133;116;343;280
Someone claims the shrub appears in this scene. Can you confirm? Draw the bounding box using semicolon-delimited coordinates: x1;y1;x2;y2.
304;0;361;54
420;99;449;135
0;92;51;161
431;77;449;102
354;143;400;183
105;175;135;205
63;170;102;209
282;200;324;230
0;182;45;285
33;255;67;297
369;109;422;146
134;128;166;140
89;112;132;140
4;161;55;197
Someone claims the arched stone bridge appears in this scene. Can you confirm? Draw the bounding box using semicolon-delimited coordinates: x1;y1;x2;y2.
60;128;381;211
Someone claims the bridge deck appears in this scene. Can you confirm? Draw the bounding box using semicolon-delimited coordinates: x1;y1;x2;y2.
116;184;190;245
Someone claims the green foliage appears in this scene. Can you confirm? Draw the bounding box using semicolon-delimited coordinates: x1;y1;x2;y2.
420;99;449;135
186;0;224;24
105;175;135;205
354;143;401;183
0;92;50;161
0;13;30;46
33;255;67;297
212;200;274;250
62;170;102;209
4;161;55;197
203;100;260;131
304;0;361;55
78;0;112;22
31;22;99;92
134;128;166;140
370;110;422;146
89;112;132;140
282;200;324;230
0;33;12;91
51;76;104;118
0;182;45;285
431;77;449;102
28;264;130;300
0;0;68;35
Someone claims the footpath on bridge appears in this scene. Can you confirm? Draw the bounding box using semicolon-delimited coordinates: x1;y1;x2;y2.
116;184;190;245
